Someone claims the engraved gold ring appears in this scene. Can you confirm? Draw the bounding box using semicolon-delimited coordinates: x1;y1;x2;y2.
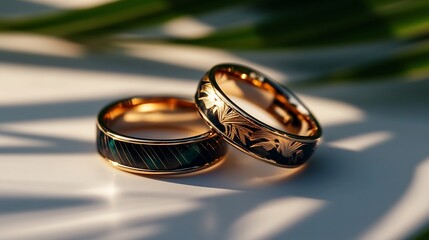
97;96;228;175
195;63;322;168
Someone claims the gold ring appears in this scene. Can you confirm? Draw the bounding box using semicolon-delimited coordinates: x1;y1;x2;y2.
195;63;322;168
96;96;228;175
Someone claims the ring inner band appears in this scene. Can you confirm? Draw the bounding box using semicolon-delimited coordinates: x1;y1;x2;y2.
215;69;319;137
102;98;210;140
97;97;227;174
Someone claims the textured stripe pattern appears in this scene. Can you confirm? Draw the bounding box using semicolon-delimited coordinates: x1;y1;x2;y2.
97;129;228;171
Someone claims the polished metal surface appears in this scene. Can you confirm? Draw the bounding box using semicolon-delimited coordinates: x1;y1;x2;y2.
195;63;322;167
97;96;228;175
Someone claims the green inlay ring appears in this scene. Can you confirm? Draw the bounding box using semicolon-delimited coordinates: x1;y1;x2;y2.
96;96;228;175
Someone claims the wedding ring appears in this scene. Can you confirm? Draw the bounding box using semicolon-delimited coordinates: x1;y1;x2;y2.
96;96;228;175
195;63;322;168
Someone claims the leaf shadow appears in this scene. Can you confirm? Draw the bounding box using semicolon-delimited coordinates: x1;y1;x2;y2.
121;79;429;239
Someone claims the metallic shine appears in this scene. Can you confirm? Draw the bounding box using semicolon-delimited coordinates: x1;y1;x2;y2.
195;63;322;168
96;96;228;175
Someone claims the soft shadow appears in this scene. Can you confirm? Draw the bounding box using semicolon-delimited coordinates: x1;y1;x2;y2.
0;196;99;214
0;129;93;154
0;97;118;123
0;97;122;154
0;49;203;80
116;79;429;239
0;0;58;17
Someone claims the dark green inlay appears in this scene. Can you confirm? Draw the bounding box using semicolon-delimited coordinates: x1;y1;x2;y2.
108;138;118;159
144;145;160;170
97;126;228;171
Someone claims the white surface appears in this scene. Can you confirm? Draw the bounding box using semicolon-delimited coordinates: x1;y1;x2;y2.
0;33;428;240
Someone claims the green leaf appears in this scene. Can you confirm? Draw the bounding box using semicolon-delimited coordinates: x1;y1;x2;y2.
410;225;429;240
0;0;249;40
155;0;428;49
304;39;429;84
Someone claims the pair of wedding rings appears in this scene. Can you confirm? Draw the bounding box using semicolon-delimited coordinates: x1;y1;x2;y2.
96;64;322;175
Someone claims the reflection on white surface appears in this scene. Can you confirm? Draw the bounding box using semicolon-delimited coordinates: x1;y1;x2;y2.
162;16;215;39
328;131;393;151
0;155;106;185
120;42;286;81
0;118;95;142
0;63;192;106
23;0;115;9
0;34;84;58
300;95;365;127
229;197;326;240
0;196;201;239
85;180;119;202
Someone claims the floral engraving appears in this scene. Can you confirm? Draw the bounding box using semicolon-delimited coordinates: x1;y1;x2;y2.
251;130;304;163
198;80;222;113
199;80;254;145
198;80;305;164
217;103;254;144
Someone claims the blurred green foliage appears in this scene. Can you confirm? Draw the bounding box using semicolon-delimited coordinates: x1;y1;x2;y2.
0;0;428;84
411;225;429;240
